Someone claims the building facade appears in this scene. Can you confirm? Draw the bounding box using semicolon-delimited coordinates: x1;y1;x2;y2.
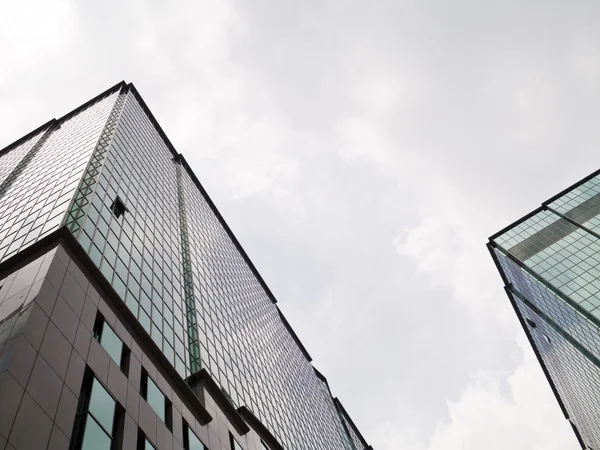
488;171;600;450
0;82;372;450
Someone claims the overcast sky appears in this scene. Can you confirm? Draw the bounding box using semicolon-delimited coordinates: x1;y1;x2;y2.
3;1;600;449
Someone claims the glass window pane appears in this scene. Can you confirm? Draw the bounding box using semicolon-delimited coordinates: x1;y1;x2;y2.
100;323;123;366
146;376;165;421
144;437;157;449
81;416;111;450
88;379;116;435
188;426;206;450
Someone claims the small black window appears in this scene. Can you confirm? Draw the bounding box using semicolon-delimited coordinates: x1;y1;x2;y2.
111;196;127;219
525;318;537;329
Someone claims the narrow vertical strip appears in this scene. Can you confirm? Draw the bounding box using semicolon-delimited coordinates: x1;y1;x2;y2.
335;404;358;450
175;156;202;374
65;88;129;234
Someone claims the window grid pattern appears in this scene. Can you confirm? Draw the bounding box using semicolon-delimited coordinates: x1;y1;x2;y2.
514;296;600;448
0;90;118;263
0;87;366;449
76;92;191;379
494;247;600;365
0;125;56;200
181;167;350;449
67;90;128;234
0;128;45;184
314;377;355;450
493;209;559;249
494;209;600;320
548;174;600;233
493;191;600;449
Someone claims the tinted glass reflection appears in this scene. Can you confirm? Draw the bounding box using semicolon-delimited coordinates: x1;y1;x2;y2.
146;376;165;422
80;416;111;450
88;379;116;434
99;323;123;367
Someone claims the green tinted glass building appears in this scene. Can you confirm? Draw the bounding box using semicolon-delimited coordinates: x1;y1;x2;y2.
488;172;600;450
0;82;371;450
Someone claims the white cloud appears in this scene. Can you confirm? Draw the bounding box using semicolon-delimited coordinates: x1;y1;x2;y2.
120;1;302;202
394;210;514;328
329;34;579;446
429;338;575;450
372;335;578;450
0;0;73;69
0;0;74;136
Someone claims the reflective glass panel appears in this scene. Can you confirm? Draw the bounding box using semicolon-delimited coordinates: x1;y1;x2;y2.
99;323;123;366
88;379;116;435
80;415;111;450
0;90;119;264
16;85;370;450
146;376;165;422
187;425;206;450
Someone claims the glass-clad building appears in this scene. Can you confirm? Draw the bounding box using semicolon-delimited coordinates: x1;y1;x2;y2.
0;82;372;450
488;171;600;450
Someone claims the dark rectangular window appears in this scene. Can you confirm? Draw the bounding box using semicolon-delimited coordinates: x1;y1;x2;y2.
71;373;124;450
93;314;130;374
110;196;127;219
141;369;172;429
183;421;207;450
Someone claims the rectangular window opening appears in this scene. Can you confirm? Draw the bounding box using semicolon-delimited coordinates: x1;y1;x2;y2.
183;420;207;450
141;368;172;430
71;370;124;450
110;196;127;219
93;313;130;375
